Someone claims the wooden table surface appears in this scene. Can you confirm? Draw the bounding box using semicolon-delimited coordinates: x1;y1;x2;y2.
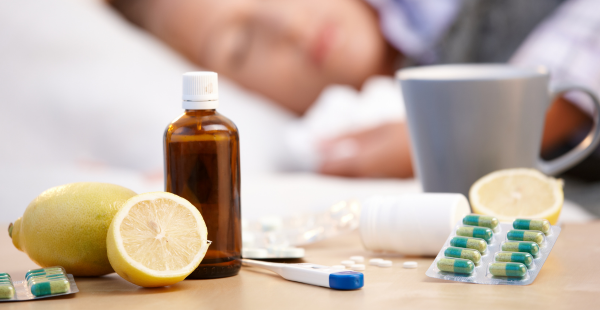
1;221;599;309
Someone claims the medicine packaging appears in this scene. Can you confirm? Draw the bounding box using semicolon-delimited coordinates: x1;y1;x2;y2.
0;267;78;301
426;215;561;285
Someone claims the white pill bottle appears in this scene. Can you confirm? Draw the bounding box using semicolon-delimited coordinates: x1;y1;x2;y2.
359;194;470;256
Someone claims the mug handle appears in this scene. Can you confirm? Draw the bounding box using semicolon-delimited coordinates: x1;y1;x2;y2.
537;85;600;176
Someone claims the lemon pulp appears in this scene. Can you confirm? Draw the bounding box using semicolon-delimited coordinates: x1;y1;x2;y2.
120;198;204;272
477;174;558;217
469;168;563;224
107;192;209;287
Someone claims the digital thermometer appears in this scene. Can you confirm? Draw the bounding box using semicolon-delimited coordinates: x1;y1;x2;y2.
241;259;364;290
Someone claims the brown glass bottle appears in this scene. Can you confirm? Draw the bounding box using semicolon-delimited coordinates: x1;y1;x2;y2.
164;109;241;279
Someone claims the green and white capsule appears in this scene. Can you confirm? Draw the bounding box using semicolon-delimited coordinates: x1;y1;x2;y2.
28;274;67;286
489;262;527;277
0;275;10;284
0;282;15;299
507;229;544;245
450;236;488;253
494;251;534;268
25;266;66;281
462;214;499;230
513;218;551;235
456;226;493;242
502;241;540;256
437;258;475;274
444;247;482;264
30;278;70;297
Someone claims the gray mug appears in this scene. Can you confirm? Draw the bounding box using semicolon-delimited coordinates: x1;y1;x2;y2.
397;64;600;196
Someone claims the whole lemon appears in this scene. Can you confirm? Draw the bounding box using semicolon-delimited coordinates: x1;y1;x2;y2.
9;182;136;276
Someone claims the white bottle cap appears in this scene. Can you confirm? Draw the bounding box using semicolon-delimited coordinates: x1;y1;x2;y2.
182;71;219;110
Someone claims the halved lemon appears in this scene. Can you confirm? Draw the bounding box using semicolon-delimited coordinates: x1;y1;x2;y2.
469;168;564;225
107;192;210;287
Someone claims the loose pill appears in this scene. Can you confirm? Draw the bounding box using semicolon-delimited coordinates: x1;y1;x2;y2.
494;251;534;268
502;241;540;256
507;229;544;245
351;264;365;271
513;218;551;235
378;260;393;267
456;226;493;242
350;256;365;263
369;258;383;266
437;258;474;274
462;214;499;230
444;247;482;264
450;236;487;253
0;283;15;299
403;261;418;269
30;278;70;297
489;262;527;277
341;260;355;267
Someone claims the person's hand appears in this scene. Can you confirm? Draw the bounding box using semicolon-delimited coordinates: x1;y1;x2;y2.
318;121;413;178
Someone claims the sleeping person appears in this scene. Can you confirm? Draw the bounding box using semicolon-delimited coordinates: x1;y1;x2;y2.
109;0;600;180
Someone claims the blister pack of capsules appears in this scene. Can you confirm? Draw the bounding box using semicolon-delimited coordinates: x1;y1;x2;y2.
426;215;561;285
0;266;79;301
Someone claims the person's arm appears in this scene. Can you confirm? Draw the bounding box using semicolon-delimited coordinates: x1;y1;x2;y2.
511;0;600;152
315;95;591;179
542;96;593;153
318;122;413;178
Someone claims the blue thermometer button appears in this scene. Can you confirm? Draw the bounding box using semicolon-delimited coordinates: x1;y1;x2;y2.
329;271;364;290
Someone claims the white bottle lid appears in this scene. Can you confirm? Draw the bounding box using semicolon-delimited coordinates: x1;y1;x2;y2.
182;71;219;110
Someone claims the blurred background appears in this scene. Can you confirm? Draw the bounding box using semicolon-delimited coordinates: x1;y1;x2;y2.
1;0;599;224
